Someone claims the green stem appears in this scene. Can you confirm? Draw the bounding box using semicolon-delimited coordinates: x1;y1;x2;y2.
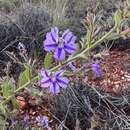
1;76;39;105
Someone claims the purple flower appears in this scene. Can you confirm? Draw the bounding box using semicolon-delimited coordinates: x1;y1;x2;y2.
40;69;69;94
91;62;102;77
44;27;77;61
36;115;51;130
24;114;29;127
68;62;77;72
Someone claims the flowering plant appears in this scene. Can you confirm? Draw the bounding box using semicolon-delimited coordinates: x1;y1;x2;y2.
0;0;130;129
1;0;130;100
40;70;69;94
44;27;77;61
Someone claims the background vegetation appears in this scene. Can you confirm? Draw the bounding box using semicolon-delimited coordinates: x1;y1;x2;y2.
0;0;130;130
0;0;122;68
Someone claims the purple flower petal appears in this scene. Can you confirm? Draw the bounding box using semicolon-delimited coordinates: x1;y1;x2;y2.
40;70;51;88
64;43;77;54
50;82;60;94
63;30;76;44
45;32;56;43
66;35;76;44
40;70;49;78
51;27;59;42
41;78;51;88
36;115;49;128
62;29;70;39
24;114;29;127
54;70;64;77
44;27;59;52
57;76;69;88
51;27;59;35
69;62;77;72
54;47;65;61
44;40;57;52
91;62;102;77
44;32;58;52
63;30;73;42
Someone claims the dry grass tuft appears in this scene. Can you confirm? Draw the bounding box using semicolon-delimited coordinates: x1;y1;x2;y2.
52;81;130;129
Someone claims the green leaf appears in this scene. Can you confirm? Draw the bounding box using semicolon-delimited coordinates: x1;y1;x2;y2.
2;80;13;99
31;88;42;96
114;10;122;27
44;53;53;69
106;33;121;40
86;30;92;48
0;104;7;117
11;96;19;109
19;65;30;86
127;0;130;5
0;118;7;130
125;12;130;18
13;122;25;130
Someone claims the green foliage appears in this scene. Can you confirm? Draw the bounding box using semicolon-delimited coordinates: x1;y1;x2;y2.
11;97;19;109
1;79;19;109
2;79;13;99
106;33;120;41
114;10;122;28
42;0;69;26
0;104;7;117
86;30;92;48
0;0;20;12
125;11;130;18
0;117;7;130
44;53;53;69
9;121;27;130
0;0;130;130
127;0;130;5
19;65;31;87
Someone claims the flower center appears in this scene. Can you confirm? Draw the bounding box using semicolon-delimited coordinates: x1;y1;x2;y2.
51;75;56;82
58;37;65;48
